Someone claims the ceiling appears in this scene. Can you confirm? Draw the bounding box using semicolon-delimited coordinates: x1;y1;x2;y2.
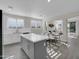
0;0;79;19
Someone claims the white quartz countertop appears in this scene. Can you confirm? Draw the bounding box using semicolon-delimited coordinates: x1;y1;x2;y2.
20;33;49;43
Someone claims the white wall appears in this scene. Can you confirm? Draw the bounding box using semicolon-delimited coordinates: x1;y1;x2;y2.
2;13;43;45
2;14;28;45
2;14;20;45
67;16;79;38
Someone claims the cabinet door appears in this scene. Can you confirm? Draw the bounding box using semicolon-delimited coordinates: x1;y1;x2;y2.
34;40;47;59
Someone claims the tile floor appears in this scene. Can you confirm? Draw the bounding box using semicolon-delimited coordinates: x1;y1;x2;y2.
3;43;29;59
3;37;79;59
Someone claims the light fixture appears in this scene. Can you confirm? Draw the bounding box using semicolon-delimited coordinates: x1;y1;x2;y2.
8;6;13;11
48;0;51;2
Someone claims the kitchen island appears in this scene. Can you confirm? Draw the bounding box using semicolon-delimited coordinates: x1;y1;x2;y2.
21;33;48;59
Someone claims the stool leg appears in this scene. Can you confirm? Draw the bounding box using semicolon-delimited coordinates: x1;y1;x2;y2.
49;41;52;50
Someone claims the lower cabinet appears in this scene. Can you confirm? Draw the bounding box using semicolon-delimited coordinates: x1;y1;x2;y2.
34;41;47;59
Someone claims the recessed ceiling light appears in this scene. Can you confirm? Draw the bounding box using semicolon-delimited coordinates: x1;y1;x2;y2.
48;0;51;2
8;6;13;11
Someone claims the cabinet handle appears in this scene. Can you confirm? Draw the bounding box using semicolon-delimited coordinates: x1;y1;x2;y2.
27;44;30;51
44;42;46;46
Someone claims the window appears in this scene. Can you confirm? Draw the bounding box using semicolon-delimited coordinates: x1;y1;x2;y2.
69;22;76;33
67;22;76;33
7;18;16;29
7;17;24;29
31;20;42;28
17;19;24;28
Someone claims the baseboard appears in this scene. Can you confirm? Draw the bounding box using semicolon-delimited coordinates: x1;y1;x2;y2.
3;41;21;46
